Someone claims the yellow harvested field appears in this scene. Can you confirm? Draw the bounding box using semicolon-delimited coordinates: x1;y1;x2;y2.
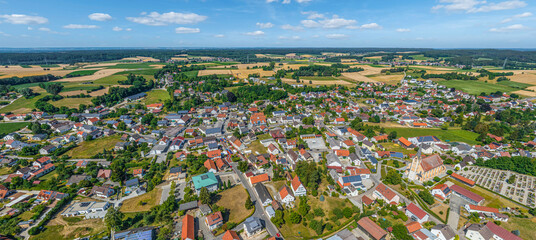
359;65;389;75
81;62;120;68
171;57;188;61
512;90;536;97
281;63;309;70
0;65;73;78
507;72;536;85
368;74;403;84
198;69;232;76
58;87;114;97
281;78;354;86
231;69;273;78
120;56;160;62
341;59;358;63
55;69;126;82
46;216;107;239
341;72;378;83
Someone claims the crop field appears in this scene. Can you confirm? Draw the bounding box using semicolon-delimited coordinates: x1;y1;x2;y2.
0;122;29;135
64;70;99;78
281;78;354;86
0;65;72;78
56;69;126;82
51;97;94;108
0;91;49;114
435;80;522;95
341;72;378;83
384;127;480;145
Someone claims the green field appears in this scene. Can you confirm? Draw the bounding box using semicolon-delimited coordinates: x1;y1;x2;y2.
93;75;128;85
106;62;164;69
20;65;32;68
497;80;532;89
51;97;93;108
117;68;160;76
64;70;98;78
384;127;480;145
0;93;49;114
65;135;121;158
0;122;29;135
183;70;198;78
144;89;170;105
435;80;522;95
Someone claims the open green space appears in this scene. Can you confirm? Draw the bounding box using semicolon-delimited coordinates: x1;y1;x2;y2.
435;80;522;95
64;70;98;78
120;188;162;213
497;80;532;89
51;97;93;108
40;64;60;68
383;127;480;145
65;135;121;158
215;186;253;224
20;65;32;68
501;217;536;240
93;75;128;85
144;89;170;105
106;62;164;69
0;122;28;134
0;93;49;114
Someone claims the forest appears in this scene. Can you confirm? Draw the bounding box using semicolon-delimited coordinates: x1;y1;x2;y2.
475;156;536;177
0;74;61;86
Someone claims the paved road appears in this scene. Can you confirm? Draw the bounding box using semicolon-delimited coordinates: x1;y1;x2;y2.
20;206;53;240
160;182;172;205
448;194;466;231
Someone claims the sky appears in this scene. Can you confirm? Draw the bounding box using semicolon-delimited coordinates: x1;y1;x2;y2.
0;0;535;48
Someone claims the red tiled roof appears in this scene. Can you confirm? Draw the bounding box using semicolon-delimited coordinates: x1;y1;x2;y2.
375;183;396;201
182;214;195;240
450;185;484;204
405;221;422;233
406;203;427;219
467;205;499;213
291;175;303;192
486;221;522;240
249;173;269;184
420;154;444;172
222;230;240;240
451;172;475;186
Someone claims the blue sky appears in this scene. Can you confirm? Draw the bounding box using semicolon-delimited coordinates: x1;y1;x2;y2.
0;0;535;48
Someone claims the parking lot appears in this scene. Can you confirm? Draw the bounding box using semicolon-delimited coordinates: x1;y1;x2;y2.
458;166;536;207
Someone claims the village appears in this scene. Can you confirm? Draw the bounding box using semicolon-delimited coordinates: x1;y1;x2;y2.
1;58;536;240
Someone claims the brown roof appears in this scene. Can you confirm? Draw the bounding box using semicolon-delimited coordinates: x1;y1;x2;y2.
182;214;195;240
206;211;223;226
222;230;240;240
362;195;374;205
420;154;444;172
357;217;387;240
291;175;303;192
450;185;484;204
406;203;427;219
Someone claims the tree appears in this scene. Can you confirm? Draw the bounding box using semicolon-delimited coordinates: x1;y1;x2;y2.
418;190;435;205
288;211;302;224
19;88;34;98
105;207;124;231
245;195;254;209
199;187;211;204
40;82;64;95
392;224;414;240
384;170;402;185
238;161;249;172
388;131;398;141
227;91;237;102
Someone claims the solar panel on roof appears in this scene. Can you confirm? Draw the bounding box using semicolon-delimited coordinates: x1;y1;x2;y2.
79;202;91;207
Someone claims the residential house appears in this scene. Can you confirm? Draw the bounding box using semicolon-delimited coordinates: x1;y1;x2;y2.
205;211;224;230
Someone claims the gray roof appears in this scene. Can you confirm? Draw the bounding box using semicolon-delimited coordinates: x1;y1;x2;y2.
179;201;199;211
244;216;263;233
432;224;456;240
254;183;273;204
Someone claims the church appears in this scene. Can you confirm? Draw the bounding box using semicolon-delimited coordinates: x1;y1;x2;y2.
406;151;446;183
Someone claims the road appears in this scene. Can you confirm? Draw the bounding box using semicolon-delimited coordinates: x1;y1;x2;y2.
223;141;279;238
20;207;53;240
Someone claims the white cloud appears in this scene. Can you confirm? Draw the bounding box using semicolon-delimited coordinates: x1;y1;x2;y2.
113;26;123;31
125;28;132;31
266;0;277;2
245;30;265;36
214;34;225;38
278;35;301;40
126;12;207;26
296;0;312;3
281;24;303;31
326;33;347;39
63;24;100;29
489;24;526;32
27;27;33;30
38;27;51;32
282;0;291;3
0;31;10;37
396;28;411;32
502;12;532;23
472;0;526;12
175;27;200;33
268;0;310;4
89;13;112;21
0;14;48;24
301;11;325;19
256;22;274;29
301;15;357;29
360;23;382;29
432;0;527;13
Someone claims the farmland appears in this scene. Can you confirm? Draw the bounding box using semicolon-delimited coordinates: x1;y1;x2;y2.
0;122;29;135
384;127;480;145
65;135;122;158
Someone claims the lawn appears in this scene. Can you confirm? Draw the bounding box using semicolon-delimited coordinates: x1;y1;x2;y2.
51;97;93;109
501;217;536;240
0;93;49;114
279;196;356;240
120;188;162;213
383;127;480;145
65;135;121;158
435;80;521;95
0;122;29;135
215;186;253;224
381;142;416;155
31;216;107;240
0;167;13;175
144;89;170;105
247;140;267;154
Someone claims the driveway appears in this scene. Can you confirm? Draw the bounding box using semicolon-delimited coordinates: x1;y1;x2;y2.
448;194;466;231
